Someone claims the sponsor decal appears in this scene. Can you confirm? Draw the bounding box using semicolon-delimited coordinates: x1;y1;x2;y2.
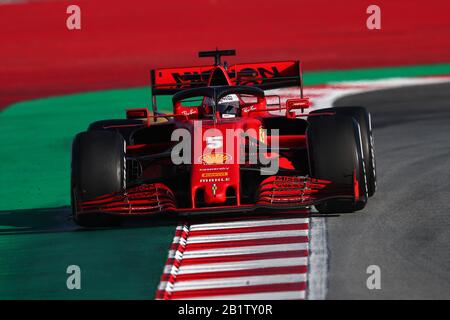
221;114;236;118
242;105;256;114
201;172;229;178
199;177;231;183
170;66;282;89
199;166;229;172
219;94;239;103
199;153;232;165
181;109;197;116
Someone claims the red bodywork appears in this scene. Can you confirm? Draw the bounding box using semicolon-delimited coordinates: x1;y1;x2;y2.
76;55;356;218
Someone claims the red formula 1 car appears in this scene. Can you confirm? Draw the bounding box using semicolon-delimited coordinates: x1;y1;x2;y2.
71;49;376;226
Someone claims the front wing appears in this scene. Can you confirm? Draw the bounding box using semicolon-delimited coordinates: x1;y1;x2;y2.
76;176;356;217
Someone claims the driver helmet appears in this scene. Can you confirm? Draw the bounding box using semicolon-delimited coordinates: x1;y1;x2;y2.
217;94;240;118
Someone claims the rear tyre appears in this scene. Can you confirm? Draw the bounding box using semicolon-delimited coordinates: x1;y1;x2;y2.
71;131;126;227
307;115;368;213
309;106;376;197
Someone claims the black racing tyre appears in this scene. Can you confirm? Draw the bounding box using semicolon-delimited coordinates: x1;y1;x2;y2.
309;106;376;197
88;119;144;144
307;115;368;213
71;130;126;227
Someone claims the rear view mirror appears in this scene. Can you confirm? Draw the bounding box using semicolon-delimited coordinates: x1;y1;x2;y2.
286;98;311;110
286;98;311;118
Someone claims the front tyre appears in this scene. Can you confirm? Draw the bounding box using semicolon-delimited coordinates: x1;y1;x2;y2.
307;115;368;213
309;106;376;197
71;131;126;227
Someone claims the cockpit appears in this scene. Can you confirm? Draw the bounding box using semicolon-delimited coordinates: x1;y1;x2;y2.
172;85;267;120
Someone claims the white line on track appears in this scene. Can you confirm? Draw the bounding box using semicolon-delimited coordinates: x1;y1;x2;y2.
160;273;307;292
188;217;309;230
184;290;306;300
165;257;308;275
167;242;308;259
176;229;308;243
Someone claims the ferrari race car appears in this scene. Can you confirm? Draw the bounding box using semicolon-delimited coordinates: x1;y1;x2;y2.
71;49;376;226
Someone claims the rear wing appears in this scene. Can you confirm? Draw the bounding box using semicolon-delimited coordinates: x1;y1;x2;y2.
150;60;303;112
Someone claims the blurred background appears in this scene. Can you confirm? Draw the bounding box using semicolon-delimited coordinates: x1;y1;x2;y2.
1;0;450;109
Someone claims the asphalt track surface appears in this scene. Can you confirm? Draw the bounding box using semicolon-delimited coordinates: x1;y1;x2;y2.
326;82;450;299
